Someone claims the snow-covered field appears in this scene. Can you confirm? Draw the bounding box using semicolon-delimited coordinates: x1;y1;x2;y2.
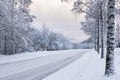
43;49;120;80
0;49;120;80
0;49;90;80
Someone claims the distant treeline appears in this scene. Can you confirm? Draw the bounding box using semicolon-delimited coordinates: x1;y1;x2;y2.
0;24;76;55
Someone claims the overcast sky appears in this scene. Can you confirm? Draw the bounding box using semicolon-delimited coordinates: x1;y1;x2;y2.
30;0;89;42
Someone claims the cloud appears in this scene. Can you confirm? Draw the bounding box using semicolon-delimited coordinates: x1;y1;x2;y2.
30;0;89;42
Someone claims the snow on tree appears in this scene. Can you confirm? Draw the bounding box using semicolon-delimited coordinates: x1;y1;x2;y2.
29;26;73;51
0;0;33;55
62;0;118;76
72;0;103;53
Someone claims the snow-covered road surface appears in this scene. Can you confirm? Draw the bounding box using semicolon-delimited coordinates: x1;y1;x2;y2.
43;49;120;80
0;49;90;80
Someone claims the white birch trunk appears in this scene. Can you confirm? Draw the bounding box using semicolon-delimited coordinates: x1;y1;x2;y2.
105;0;116;76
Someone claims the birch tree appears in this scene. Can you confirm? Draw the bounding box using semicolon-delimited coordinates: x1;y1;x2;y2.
105;0;116;76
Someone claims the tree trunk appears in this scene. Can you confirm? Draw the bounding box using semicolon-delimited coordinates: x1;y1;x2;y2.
4;34;7;55
95;25;98;51
100;3;105;59
101;19;104;58
105;0;115;76
97;19;100;54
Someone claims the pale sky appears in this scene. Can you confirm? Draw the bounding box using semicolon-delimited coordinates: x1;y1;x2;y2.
30;0;89;42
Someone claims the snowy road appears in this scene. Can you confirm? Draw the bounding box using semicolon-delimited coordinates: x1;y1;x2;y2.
0;50;90;80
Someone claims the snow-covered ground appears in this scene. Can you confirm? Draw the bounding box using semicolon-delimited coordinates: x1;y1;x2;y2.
0;49;90;80
0;49;87;65
43;49;120;80
1;49;120;80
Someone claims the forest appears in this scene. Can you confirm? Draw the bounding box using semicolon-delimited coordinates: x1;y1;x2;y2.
0;0;120;79
0;0;76;55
